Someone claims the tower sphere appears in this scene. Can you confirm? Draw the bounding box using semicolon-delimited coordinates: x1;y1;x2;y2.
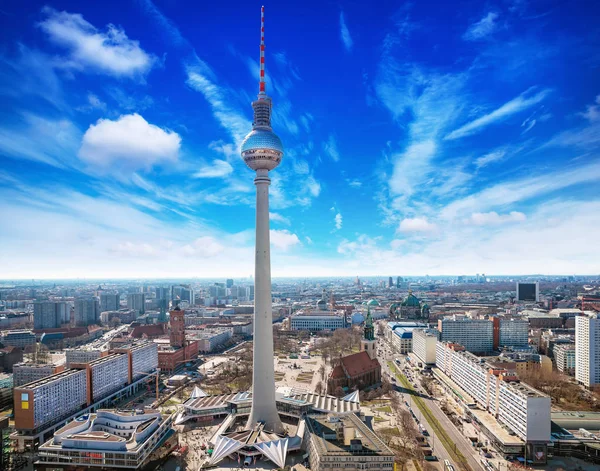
241;128;284;171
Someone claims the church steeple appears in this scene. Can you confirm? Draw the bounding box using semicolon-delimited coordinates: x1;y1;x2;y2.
364;306;375;341
361;306;376;360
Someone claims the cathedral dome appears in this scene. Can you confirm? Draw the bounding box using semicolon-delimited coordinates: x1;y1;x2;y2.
366;299;380;307
401;291;420;307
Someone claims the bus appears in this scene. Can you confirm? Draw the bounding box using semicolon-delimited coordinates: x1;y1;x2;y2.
444;459;455;471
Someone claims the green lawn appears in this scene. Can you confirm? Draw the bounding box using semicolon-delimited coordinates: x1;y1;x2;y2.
375;405;393;413
388;362;471;471
374;416;387;423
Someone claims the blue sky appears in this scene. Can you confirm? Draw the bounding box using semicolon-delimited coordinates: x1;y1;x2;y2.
1;0;599;279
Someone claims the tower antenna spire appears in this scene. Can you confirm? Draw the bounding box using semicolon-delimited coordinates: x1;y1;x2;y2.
259;5;266;97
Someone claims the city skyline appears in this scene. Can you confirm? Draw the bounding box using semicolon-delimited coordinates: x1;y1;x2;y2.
1;1;600;279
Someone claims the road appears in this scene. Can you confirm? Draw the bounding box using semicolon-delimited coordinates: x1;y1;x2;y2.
377;337;484;471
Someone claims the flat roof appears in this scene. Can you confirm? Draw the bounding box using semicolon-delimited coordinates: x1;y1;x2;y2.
17;367;86;390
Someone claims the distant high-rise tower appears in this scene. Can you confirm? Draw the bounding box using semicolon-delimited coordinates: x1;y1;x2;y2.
100;293;120;312
388;277;393;288
127;293;146;315
396;276;401;288
74;297;100;326
576;313;600;388
226;279;234;288
33;301;67;329
240;6;284;434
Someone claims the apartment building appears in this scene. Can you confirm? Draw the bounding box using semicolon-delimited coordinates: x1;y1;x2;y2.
2;330;36;348
130;341;159;381
385;322;427;354
412;328;438;365
33;301;68;329
554;344;576;375
13;363;64;387
438;316;493;353
87;354;130;403
99;293;120;312
435;341;551;445
14;369;88;433
65;348;106;367
127;293;146;315
499;319;529;348
575;313;600;388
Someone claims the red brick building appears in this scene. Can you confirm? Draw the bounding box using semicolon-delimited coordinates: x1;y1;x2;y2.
327;351;381;393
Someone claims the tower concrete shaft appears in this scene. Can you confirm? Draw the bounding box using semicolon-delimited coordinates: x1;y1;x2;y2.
246;168;283;433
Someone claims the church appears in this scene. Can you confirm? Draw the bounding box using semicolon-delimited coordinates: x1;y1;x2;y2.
327;307;382;394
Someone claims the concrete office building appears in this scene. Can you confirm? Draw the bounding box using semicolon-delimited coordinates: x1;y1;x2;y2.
436;342;551;450
127;293;146;315
303;413;394;471
554;344;576;375
576;313;600;388
65;348;105;368
191;328;233;353
99;293;120;312
412;329;438;365
516;282;539;302
74;298;100;326
385;322;428;354
13;363;64;387
438;316;493;353
37;409;174;470
290;312;346;332
2;330;36;348
84;354;130;404
33;302;67;329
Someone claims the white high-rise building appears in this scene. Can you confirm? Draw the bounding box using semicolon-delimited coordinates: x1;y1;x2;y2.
412;329;438;365
575;313;600;388
239;6;284;434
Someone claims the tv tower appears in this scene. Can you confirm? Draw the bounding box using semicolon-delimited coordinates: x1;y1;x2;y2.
240;6;284;434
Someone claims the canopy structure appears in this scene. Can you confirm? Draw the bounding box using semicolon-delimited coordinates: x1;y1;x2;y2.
208;435;245;466
342;390;360;404
254;438;289;468
190;386;208;399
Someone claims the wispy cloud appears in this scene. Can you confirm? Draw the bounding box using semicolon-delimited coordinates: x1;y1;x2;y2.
339;12;353;52
445;88;551;140
466;211;526;226
323;134;340;162
38;7;157;78
193;159;233;178
463;12;499;41
269;212;291;225
136;0;188;48
580;94;600;122
186;62;251;145
270;229;301;251
440;160;600;220
475;149;506;168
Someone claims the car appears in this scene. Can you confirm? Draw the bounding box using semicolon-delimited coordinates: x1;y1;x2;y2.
484;453;493;458
424;455;438;462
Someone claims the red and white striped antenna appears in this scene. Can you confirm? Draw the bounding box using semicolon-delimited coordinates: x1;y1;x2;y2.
259;5;266;97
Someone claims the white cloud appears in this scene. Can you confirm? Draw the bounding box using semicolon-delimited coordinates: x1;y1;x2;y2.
397;217;437;234
389;140;437;196
269;212;291;225
580;94;600;122
337;235;379;256
463;12;499;41
348;179;362;188
445;88;551;140
270;230;301;251
323;134;340;162
306;176;321;197
39;7;156;78
181;236;225;257
390;239;406;250
77;93;107;113
193;159;233;178
475;149;506;168
335;213;343;230
79;113;180;171
339;12;353;52
467;211;526;226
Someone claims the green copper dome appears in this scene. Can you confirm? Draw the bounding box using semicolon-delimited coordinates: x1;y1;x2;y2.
401;291;420;307
366;299;380;306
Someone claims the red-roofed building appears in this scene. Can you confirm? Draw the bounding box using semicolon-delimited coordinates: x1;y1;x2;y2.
327;351;381;392
130;324;166;340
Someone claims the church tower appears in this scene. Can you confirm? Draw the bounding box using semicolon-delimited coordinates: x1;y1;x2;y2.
169;304;185;348
361;306;377;360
